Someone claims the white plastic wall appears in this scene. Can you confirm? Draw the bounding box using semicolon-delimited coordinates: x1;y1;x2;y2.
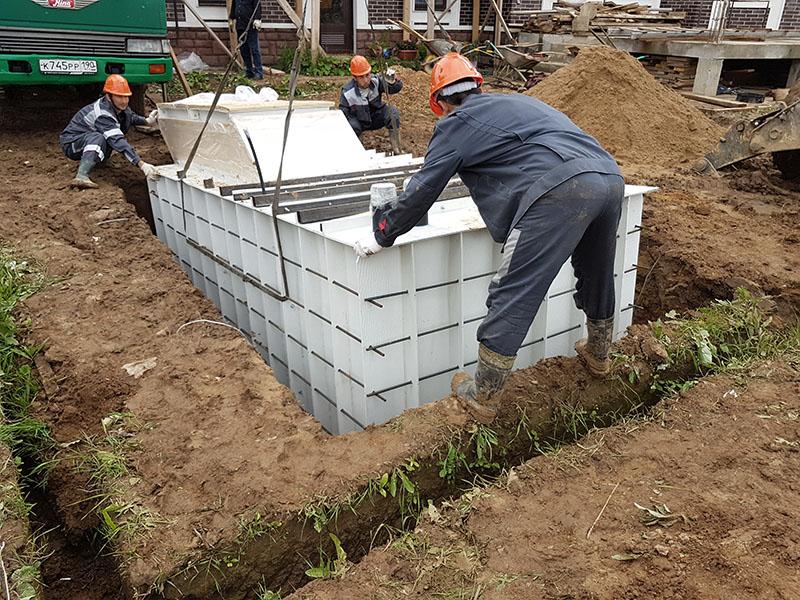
149;171;651;435
157;99;419;184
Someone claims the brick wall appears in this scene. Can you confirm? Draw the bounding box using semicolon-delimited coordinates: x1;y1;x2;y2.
459;0;538;29
364;0;403;24
781;0;800;30
356;28;473;52
659;0;713;28
727;6;768;28
169;27;298;66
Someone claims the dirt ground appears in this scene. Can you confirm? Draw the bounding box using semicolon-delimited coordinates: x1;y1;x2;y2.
0;56;798;598
293;364;800;600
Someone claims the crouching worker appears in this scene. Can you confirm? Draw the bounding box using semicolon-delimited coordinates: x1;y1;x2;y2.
60;74;159;189
353;53;625;424
340;55;403;154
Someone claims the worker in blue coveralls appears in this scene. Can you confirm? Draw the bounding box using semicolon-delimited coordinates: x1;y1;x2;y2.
353;52;625;424
340;55;403;154
60;74;159;189
229;0;264;80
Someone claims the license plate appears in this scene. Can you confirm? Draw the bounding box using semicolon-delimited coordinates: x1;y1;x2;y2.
39;59;98;75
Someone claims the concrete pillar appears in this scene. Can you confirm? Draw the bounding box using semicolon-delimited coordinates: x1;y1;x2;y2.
788;60;800;87
692;57;724;97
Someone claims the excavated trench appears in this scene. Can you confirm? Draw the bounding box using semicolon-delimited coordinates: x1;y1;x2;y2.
11;210;738;599
4;96;792;599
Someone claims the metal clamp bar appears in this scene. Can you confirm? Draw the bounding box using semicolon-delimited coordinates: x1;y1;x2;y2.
367;379;413;398
218;164;423;196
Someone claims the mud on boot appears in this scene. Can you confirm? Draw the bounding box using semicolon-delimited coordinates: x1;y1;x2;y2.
70;156;99;189
70;176;99;189
575;317;614;377
451;344;515;424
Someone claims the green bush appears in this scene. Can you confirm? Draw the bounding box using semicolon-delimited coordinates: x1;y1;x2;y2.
277;49;353;76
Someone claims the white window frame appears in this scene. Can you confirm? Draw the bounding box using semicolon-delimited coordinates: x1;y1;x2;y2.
411;0;461;28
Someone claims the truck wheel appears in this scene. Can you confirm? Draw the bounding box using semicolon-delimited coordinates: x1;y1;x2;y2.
773;150;800;180
130;84;147;115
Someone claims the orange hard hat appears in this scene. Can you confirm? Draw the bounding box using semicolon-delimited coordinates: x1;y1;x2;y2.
350;55;371;77
429;52;483;116
103;74;132;97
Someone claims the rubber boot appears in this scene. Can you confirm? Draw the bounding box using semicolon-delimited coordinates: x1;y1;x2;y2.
70;157;99;189
575;317;614;377
451;344;515;424
389;129;402;155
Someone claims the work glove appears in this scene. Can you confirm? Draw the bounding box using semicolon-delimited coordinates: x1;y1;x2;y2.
384;68;397;83
253;19;262;30
145;109;159;126
139;161;159;179
354;234;383;259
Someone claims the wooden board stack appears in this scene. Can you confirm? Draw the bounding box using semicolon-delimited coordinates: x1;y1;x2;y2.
516;1;686;34
638;55;697;89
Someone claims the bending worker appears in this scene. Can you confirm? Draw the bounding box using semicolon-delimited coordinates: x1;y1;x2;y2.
354;53;624;423
339;55;403;154
60;74;158;189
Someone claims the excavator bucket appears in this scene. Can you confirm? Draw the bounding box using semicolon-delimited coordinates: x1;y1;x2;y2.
704;100;800;170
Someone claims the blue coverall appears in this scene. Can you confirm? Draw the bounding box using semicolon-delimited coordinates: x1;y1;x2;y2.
339;75;403;136
229;0;263;79
59;96;146;166
373;92;624;357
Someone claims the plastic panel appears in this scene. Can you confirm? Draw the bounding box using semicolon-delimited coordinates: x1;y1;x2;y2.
149;176;650;435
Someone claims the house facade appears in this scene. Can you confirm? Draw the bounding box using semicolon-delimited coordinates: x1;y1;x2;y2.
166;0;800;66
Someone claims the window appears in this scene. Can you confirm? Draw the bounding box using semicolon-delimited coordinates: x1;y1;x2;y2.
412;0;459;26
198;0;227;6
414;0;446;11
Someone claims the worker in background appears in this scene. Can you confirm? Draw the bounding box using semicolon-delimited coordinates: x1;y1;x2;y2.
340;55;403;154
60;74;159;190
354;53;624;423
229;0;263;80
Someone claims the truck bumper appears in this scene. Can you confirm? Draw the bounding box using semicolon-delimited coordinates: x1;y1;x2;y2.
0;54;172;86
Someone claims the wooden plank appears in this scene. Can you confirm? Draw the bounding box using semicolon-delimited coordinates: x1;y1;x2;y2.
472;0;481;42
169;43;193;96
492;0;506;45
681;92;748;108
276;0;307;32
224;0;238;60
311;0;320;63
403;0;412;41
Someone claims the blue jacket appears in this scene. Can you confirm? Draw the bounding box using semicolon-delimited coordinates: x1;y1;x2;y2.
229;0;262;31
59;96;146;165
374;93;621;246
339;75;403;131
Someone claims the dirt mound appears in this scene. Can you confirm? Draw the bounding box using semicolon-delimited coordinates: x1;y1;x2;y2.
529;46;724;168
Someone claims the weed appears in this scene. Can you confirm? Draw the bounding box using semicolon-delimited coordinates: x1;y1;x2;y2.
468;425;502;472
10;563;40;600
74;433;130;490
652;289;800;394
551;402;603;440
0;481;33;524
437;442;467;484
237;512;283;544
277;49;353;76
305;533;350;579
255;580;282;600
99;501;161;545
0;249;55;463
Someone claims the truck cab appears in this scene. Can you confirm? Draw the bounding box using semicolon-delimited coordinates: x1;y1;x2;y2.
1;0;172;109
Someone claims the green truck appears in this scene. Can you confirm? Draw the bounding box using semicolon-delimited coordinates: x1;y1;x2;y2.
1;0;172;108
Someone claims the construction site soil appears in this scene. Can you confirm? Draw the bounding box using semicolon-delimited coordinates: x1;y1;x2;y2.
0;47;797;599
